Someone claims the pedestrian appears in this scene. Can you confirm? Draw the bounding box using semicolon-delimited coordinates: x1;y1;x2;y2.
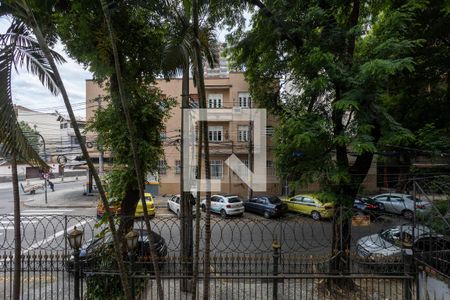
48;180;55;192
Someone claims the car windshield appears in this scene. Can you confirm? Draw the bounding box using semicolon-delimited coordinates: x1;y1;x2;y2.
268;196;281;204
227;197;241;203
380;229;399;244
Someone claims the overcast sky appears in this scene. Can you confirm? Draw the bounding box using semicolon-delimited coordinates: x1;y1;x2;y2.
1;12;244;119
1;17;91;118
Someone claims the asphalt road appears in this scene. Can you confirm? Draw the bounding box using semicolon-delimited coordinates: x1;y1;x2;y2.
0;178;406;255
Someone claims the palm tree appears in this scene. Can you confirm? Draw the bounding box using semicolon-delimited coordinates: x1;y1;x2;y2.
191;0;213;298
0;19;55;300
161;2;218;294
1;2;133;299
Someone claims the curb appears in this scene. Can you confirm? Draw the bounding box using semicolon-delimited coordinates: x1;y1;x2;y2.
22;201;95;209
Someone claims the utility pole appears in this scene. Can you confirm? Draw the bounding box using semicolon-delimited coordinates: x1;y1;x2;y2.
247;100;253;200
95;98;104;175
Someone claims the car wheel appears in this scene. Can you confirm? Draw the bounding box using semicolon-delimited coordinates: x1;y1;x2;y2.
220;210;227;218
167;202;170;209
177;210;181;218
263;211;271;219
402;210;413;219
311;211;321;221
201;204;206;212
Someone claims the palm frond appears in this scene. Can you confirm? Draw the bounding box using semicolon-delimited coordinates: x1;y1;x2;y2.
0;48;48;170
0;20;66;96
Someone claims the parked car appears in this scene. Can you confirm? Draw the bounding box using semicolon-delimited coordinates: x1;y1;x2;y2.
67;229;167;271
135;193;156;218
201;194;244;218
353;197;385;216
167;194;196;218
371;193;431;219
96;193;155;219
356;224;433;261
282;194;334;220
244;195;288;218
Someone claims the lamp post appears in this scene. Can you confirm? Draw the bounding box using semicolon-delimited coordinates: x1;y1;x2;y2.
67;226;83;300
125;230;139;300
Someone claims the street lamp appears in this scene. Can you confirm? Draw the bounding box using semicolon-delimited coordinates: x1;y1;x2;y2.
67;226;83;300
125;229;139;299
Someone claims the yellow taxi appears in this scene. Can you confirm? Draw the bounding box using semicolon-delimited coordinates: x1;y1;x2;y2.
96;192;155;219
135;193;156;217
282;194;334;220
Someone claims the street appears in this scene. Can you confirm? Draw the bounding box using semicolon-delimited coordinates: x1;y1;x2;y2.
0;177;406;255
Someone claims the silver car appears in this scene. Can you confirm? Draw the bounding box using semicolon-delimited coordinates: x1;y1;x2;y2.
201;194;245;218
371;193;431;219
356;225;432;260
167;194;196;218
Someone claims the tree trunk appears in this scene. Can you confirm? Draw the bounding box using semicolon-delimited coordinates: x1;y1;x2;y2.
22;4;132;299
192;1;212;298
181;66;194;292
12;154;20;300
118;186;140;236
191;106;203;300
99;1;164;299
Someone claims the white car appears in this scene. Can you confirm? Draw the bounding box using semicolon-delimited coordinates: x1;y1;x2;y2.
201;194;245;218
167;194;196;218
371;193;432;219
356;225;432;260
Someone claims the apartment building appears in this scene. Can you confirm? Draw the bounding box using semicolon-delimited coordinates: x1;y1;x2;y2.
86;72;282;197
15;105;85;162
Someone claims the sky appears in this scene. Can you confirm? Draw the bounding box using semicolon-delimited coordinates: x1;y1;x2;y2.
0;17;91;118
1;12;246;119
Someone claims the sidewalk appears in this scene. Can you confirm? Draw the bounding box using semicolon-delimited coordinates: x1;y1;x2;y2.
0;175;87;190
21;180;96;209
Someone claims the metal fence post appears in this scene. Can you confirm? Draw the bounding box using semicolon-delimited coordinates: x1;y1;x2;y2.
272;239;281;300
74;249;80;300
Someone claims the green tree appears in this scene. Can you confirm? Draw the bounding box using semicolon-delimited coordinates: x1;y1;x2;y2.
161;0;218;294
53;1;177;297
1;1;133;298
378;0;450;187
229;0;422;284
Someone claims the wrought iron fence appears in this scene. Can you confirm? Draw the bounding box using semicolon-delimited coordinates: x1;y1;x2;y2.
1;191;448;300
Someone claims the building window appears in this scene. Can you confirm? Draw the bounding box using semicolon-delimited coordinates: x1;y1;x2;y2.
238;125;249;142
208;94;223;108
208;126;223;142
266;126;274;136
158;160;167;175
238;92;251;108
175;160;181;174
63;123;68;129
210;160;223;179
60;123;63;129
267;160;275;176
